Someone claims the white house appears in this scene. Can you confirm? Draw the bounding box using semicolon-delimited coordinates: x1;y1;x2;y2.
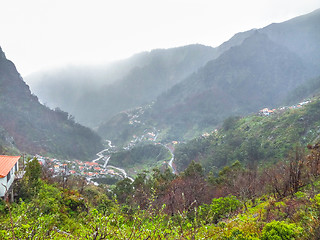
0;155;20;198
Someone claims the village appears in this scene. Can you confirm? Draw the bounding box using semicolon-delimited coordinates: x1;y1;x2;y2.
34;126;171;185
35;152;122;186
1;98;312;199
39;98;313;183
199;99;312;138
258;100;311;116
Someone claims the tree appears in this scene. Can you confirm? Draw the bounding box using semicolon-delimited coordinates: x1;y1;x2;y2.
113;178;133;204
19;157;42;199
132;171;150;209
182;160;204;178
161;161;210;215
265;146;307;199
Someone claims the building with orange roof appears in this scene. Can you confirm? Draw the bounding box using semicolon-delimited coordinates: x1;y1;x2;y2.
0;155;20;198
85;162;98;166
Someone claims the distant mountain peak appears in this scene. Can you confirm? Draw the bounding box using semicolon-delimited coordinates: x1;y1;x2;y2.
0;46;6;59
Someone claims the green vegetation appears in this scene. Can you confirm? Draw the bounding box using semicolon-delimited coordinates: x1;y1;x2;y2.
0;47;103;159
175;97;320;173
2;9;320;238
100;31;317;144
148;32;309;140
109;143;171;175
2;142;320;239
261;221;302;240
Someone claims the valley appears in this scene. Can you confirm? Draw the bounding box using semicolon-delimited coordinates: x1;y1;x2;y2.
40;122;177;185
1;8;320;182
2;6;320;239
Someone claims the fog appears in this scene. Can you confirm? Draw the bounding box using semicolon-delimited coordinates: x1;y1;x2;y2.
1;0;319;76
24;7;320;133
26;44;218;127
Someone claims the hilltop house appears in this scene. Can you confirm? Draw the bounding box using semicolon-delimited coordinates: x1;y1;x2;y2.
0;155;20;199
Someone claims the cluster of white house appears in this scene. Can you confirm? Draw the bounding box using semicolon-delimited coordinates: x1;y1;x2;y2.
0;155;21;199
259;100;312;116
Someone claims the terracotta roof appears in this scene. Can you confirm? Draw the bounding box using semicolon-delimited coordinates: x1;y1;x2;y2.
0;155;20;178
85;162;98;166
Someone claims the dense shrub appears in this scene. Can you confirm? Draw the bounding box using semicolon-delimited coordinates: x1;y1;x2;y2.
261;220;302;240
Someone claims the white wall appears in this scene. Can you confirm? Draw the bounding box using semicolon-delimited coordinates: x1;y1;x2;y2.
0;162;18;197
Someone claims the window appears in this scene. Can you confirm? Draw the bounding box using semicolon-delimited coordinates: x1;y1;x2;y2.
7;170;11;182
15;163;17;172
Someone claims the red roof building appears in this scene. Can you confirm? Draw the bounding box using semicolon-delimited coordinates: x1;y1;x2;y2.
0;155;20;198
0;155;20;178
85;162;99;166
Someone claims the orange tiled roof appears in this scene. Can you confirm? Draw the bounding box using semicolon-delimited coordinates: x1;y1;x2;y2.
85;162;98;166
0;155;20;178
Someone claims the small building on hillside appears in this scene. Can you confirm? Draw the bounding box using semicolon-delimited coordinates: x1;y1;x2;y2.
0;155;20;199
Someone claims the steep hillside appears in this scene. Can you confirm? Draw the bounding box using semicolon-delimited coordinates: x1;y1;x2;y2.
99;9;320;141
261;8;320;74
174;96;320;173
100;32;308;141
151;32;307;135
0;47;103;159
0;126;19;155
24;52;154;117
285;75;320;104
27;44;221;127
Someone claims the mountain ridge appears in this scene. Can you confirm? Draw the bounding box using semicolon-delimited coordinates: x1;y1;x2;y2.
99;9;320;141
24;8;320;143
0;46;103;159
26;42;252;127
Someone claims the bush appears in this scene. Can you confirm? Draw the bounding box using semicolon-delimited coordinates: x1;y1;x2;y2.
0;199;7;213
199;196;241;224
261;220;302;240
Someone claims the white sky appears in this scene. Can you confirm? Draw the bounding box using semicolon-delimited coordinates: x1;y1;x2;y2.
1;0;319;76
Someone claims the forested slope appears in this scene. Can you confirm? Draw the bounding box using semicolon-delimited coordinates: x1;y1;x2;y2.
0;47;103;159
174;96;320;173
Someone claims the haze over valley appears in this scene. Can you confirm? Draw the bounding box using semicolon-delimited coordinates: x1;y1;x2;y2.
24;9;320;143
3;2;320;238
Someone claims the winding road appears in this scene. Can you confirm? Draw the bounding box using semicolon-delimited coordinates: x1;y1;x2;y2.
164;144;176;174
91;140;134;182
91;129;177;184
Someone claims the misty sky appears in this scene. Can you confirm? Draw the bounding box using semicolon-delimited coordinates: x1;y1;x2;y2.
1;0;319;76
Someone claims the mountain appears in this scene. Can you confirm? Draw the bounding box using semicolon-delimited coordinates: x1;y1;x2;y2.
24;53;154;119
260;8;320;73
99;9;320;142
26;43;253;127
285;75;320;104
174;96;320;173
150;32;308;135
26;9;320;142
0;47;103;159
